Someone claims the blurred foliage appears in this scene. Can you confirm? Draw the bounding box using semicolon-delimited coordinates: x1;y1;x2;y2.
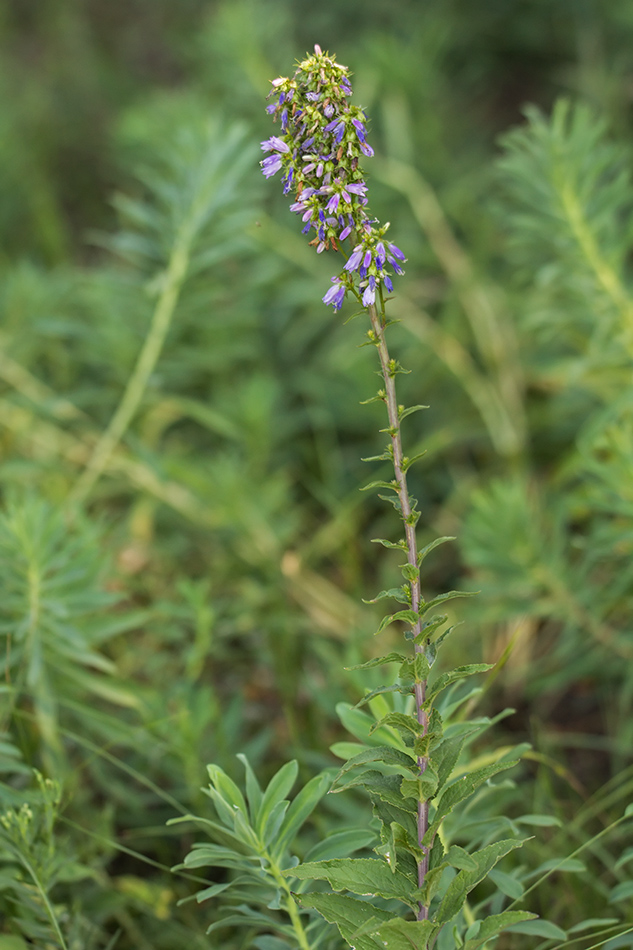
0;0;632;946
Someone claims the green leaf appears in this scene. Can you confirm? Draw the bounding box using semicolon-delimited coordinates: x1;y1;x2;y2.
615;846;633;870
624;803;633;817
444;845;477;872
289;858;417;908
333;746;417;783
336;701;407;748
419;590;477;618
304;828;376;863
257;760;298;837
236;754;263;823
361;480;399;493
401;451;427;473
355;685;413;709
431;730;476;795
399;404;429;421
370;918;438;949
372;538;408;552
507;919;567;939
275;770;332;853
207;764;248;816
516;813;562;828
610;880;633;903
425;760;520;843
463;912;538;950
262;798;290;847
417;536;456;566
334;771;413;810
401;563;419;582
401;763;439;801
489;868;524;899
534;857;586;874
568;918;621;934
370;711;420;738
296;893;391;950
436;838;526;924
363;588;409;605
346;653;407;672
425;665;493;705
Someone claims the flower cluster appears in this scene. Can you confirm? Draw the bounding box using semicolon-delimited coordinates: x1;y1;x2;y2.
260;45;406;311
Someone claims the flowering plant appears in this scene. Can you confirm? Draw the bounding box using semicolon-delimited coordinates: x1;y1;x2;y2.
181;46;537;950
261;44;406;312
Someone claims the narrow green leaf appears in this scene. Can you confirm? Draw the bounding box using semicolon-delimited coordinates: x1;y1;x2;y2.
399;404;429;421
371;538;408;551
401;450;427;473
334;771;413;811
568;918;621;934
425;665;493;705
346;652;407;672
417;536;456;566
370;711;420;738
207;764;248;816
361;480;399;493
431;730;476;795
354;685;413;709
445;845;477;872
296;893;391;950
463;912;537;950
426;760;520;843
419;590;477;618
289;858;417;908
257;760;298;836
516;814;562;828
363;588;409;605
401;763;439;801
489;868;524;899
236;754;263;823
304;828;376;863
263;798;290;847
436;838;527;924
610;881;633;903
507;920;567;939
333;746;417;783
276;770;332;853
533;857;586;874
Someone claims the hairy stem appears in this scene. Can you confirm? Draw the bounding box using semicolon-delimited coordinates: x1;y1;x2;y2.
268;860;312;950
368;301;429;919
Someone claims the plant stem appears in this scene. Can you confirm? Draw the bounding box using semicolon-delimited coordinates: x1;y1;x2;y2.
69;229;192;507
368;301;429;920
268;859;312;950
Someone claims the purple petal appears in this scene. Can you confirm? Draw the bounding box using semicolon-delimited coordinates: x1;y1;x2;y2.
261;155;283;178
362;284;376;307
376;242;386;267
346;182;367;195
339;226;352;240
359;142;374;158
326;193;340;213
363;250;372;269
384;275;394;293
344;246;364;272
388;243;406;261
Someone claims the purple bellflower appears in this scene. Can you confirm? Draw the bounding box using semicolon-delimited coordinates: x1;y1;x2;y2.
261;45;406;311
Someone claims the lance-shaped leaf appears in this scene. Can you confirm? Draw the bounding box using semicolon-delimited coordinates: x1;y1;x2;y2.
424;759;520;845
398;404;429;422
376;609;419;636
372;795;418;841
354;684;413;709
371;538;408;552
296;893;391;950
425;664;493;706
429;728;479;795
256;760;298;836
370;918;439;949
363;587;410;605
463;912;538;949
419;590;477;618
334;771;414;811
370;711;419;738
417;536;456;567
288;858;418;908
274;770;333;855
346;652;407;672
333;746;417;784
436;838;527;924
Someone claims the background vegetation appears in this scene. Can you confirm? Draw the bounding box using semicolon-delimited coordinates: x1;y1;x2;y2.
1;0;633;946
